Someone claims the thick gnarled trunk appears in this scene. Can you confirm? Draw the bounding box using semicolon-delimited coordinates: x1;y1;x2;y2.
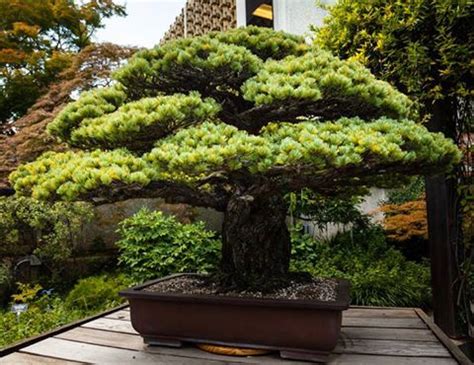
220;191;291;289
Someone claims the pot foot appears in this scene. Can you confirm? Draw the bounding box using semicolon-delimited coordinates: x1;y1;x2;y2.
280;349;329;363
144;336;183;348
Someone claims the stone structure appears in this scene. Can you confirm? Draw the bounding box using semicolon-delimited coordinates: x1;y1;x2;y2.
162;0;236;42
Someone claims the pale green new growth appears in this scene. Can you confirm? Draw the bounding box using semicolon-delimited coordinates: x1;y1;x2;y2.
147;118;459;176
11;150;158;201
70;93;220;150
48;86;127;142
242;50;414;119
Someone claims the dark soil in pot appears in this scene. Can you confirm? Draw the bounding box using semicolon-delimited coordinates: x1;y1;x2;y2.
143;273;339;302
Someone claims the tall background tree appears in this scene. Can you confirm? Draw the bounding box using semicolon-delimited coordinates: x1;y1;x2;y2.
0;0;126;135
9;27;460;289
314;0;473;336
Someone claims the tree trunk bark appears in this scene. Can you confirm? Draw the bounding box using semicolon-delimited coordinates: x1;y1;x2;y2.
220;190;291;289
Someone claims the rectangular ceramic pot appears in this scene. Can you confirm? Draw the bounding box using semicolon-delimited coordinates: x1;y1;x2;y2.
120;273;350;362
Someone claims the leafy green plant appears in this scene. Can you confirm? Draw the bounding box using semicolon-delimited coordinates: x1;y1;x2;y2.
64;274;131;312
291;225;431;307
117;209;221;282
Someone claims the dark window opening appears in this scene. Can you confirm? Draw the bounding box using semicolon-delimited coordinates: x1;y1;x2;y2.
246;0;273;28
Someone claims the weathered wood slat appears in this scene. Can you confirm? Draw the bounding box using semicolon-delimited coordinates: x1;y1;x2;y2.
58;326;449;359
57;327;144;350
343;316;427;329
106;310;129;321
20;338;248;365
55;327;306;364
341;327;437;341
81;317;137;334
326;354;457;365
415;308;473;365
335;338;451;357
344;308;417;318
1;352;86;364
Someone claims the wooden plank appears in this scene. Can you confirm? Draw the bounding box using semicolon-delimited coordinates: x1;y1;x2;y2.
57;326;449;360
81;317;137;334
415;308;473;365
55;327;307;364
341;327;437;341
343;316;427;329
57;327;144;350
0;352;87;364
326;353;457;365
344;308;417;318
334;338;451;357
106;310;130;321
19;338;248;365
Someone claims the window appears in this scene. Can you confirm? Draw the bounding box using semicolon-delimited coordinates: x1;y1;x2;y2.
246;0;273;28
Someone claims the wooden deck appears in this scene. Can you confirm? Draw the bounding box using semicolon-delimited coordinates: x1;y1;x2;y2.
1;306;467;364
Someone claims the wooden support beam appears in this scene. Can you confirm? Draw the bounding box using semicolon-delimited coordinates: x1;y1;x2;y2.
425;98;460;338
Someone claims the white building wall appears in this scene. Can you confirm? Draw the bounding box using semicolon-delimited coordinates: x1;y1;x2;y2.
273;0;329;36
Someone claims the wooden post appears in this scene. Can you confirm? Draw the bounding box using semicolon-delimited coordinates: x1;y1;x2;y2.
425;99;460;337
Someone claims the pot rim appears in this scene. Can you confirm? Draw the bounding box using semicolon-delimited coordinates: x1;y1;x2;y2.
119;273;351;310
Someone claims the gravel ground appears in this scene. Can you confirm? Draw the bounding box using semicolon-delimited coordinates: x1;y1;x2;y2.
144;275;338;302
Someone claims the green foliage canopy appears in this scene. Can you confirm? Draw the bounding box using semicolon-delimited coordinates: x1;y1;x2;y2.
10;26;461;210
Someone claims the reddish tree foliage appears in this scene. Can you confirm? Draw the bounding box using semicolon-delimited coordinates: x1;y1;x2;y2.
380;198;428;242
0;43;136;193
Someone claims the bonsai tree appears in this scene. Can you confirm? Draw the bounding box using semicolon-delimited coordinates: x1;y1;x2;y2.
9;26;460;290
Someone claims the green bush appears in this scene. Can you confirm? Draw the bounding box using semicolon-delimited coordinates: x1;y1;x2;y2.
64;274;131;312
291;225;431;307
117;209;221;282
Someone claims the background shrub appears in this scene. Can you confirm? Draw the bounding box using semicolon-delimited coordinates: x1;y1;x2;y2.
0;197;93;280
291;225;431;307
116;208;221;282
1;273;130;348
64;274;131;312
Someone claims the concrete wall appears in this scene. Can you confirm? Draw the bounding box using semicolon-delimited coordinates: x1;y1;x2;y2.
273;0;329;37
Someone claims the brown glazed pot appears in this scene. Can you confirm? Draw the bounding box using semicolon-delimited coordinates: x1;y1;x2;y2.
120;273;350;362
